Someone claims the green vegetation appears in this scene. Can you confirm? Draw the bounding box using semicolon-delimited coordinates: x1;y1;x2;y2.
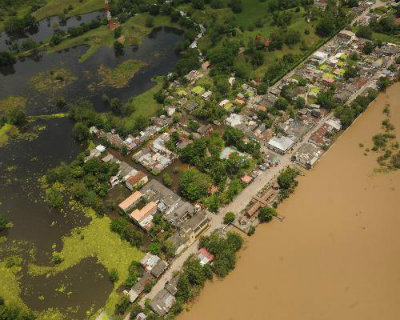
98;59;146;88
0;96;26;116
110;217;143;248
223;211;235;224
33;0;104;21
0;262;26;309
29;68;77;92
258;207;277;223
277;167;299;200
0;124;19;148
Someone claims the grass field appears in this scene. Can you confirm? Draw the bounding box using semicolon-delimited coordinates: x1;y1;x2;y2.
98;59;146;88
48;14;177;62
28;208;144;315
34;0;104;21
122;77;164;129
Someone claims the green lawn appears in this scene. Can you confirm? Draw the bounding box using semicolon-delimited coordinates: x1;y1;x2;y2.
34;0;104;21
29;208;144;315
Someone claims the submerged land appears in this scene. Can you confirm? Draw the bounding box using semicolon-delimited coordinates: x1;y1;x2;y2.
0;0;400;320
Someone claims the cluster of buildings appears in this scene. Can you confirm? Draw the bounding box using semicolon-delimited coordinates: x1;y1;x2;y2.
89;114;172;153
132;133;177;175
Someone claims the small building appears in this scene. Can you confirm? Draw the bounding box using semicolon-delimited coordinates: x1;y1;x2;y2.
127;272;153;303
151;259;168;278
140;253;161;273
225;114;243;127
241;175;253;184
165;274;180;296
150;289;175;316
125;171;148;191
135;313;147;320
292;142;322;169
118;191;143;213
268;136;295;154
312;51;328;64
196;248;214;266
201;90;212;100
130;201;158;231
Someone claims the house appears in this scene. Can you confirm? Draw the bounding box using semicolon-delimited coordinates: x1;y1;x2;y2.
241;175;253;184
127;272;153;303
151;259;168;278
196;248;214;266
135;313;147;320
141;253;162;273
150;289;175;316
118;191;143;213
125;171;148;191
140;180;195;227
179;211;210;243
268;136;295;154
292;142;322;169
312;51;328;64
202;90;212;100
165;274;180;296
225;113;243;127
130;201;158;231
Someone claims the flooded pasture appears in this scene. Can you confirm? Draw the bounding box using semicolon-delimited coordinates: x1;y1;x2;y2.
181;84;400;320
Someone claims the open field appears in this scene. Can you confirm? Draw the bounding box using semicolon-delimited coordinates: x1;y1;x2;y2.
48;14;177;62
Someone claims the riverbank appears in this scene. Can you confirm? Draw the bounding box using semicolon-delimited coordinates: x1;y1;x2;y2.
180;83;400;319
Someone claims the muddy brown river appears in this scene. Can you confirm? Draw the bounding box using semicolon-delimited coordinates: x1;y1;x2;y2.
180;83;400;320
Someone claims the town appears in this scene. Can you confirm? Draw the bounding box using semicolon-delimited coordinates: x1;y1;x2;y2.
76;1;400;318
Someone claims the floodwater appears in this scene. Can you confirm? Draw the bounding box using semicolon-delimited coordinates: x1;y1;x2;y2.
181;84;400;320
0;26;183;115
0;26;183;318
0;11;105;51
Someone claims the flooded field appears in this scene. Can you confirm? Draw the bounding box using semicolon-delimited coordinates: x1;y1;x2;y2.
0;25;183;318
181;84;400;320
0;26;183;115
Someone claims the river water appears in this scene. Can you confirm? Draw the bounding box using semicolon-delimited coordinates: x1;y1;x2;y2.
181;84;400;320
0;22;183;318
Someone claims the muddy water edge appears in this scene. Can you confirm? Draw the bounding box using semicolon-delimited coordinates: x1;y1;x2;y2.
181;84;400;320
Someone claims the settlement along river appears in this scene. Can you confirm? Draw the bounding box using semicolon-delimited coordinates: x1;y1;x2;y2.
181;84;400;320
